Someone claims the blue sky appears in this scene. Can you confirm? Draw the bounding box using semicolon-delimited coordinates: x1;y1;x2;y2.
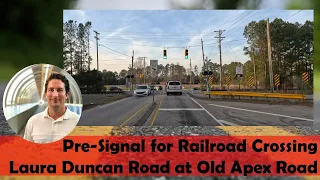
63;9;313;73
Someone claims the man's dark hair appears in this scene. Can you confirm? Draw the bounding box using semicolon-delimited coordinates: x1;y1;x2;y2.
45;73;70;94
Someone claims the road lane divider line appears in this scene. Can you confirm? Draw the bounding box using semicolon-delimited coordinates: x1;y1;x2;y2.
150;95;163;126
99;98;129;108
119;103;151;126
208;103;313;121
218;120;239;126
189;97;224;126
159;108;205;111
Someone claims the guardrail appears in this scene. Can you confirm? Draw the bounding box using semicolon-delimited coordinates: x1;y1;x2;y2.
201;91;306;100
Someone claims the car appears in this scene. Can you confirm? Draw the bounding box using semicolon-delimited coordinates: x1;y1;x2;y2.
166;81;182;95
158;86;163;90
134;85;151;96
109;86;123;92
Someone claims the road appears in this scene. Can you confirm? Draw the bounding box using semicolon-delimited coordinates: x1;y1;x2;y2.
78;90;313;126
78;90;161;126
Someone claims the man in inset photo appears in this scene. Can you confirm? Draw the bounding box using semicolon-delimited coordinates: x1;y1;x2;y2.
24;73;80;144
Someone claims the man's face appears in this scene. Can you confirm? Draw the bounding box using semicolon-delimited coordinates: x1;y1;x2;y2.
45;79;68;109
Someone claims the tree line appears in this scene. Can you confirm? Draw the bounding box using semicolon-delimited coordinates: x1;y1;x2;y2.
63;18;313;92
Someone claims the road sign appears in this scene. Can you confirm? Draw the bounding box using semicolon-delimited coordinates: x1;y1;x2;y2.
248;76;254;87
150;60;158;71
302;72;308;84
226;76;231;86
274;74;280;87
236;65;243;77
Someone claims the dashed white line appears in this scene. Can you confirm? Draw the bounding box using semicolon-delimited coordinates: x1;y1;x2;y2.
189;97;224;126
208;103;313;122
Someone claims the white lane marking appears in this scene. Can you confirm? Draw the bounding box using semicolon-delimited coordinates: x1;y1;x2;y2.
218;120;239;126
159;108;205;111
99;98;130;108
208;103;313;122
189;97;224;126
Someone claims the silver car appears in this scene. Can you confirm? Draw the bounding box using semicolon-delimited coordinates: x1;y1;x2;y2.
166;81;183;95
134;85;151;96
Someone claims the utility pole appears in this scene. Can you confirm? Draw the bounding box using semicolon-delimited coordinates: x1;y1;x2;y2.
214;30;225;90
94;30;100;71
252;47;257;90
190;59;192;90
201;39;208;94
132;50;134;91
201;39;205;68
206;56;209;95
142;57;147;84
266;18;274;92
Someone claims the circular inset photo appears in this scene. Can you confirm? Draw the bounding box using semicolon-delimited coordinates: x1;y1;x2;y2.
2;64;82;144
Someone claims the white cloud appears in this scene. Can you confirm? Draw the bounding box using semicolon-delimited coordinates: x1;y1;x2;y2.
103;27;130;39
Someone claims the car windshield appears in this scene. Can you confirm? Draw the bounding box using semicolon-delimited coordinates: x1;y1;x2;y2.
137;86;148;89
169;82;180;85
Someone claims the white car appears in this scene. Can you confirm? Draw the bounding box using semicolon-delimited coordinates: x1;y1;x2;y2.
134;85;151;96
166;81;182;95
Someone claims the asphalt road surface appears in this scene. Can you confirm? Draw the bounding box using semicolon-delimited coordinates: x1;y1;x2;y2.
78;90;313;126
78;90;161;126
0;82;315;133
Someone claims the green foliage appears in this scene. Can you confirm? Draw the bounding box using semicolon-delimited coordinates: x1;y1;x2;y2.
0;0;77;80
73;70;105;93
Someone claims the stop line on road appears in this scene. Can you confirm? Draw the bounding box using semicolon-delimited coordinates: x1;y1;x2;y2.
159;108;205;111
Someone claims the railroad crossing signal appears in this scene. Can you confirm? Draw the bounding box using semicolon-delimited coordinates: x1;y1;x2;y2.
274;74;280;87
202;71;213;76
226;76;231;86
163;50;167;59
302;72;309;84
126;75;134;78
185;49;188;59
248;76;254;87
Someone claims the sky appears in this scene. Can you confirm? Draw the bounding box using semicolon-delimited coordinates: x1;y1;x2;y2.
63;3;313;73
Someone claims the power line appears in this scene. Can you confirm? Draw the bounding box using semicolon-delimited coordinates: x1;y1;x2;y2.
224;11;253;32
97;38;246;48
224;10;261;36
219;11;238;30
285;10;303;21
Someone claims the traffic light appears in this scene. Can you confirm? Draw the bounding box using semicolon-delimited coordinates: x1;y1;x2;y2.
163;50;167;59
185;49;188;59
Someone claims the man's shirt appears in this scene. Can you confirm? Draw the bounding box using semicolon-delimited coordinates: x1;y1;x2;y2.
23;107;80;144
